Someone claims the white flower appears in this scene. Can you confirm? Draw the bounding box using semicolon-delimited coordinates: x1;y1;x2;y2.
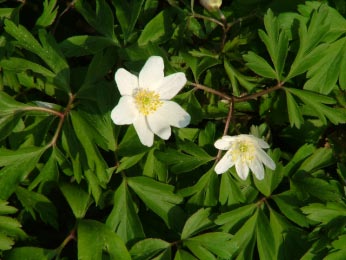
214;134;276;180
111;56;191;147
200;0;222;11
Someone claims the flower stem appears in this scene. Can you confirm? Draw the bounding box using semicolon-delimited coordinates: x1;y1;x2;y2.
216;97;234;162
191;13;225;27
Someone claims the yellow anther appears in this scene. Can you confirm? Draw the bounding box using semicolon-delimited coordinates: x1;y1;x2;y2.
134;89;163;115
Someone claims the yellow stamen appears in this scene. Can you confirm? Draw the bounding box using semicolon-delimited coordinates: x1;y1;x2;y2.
231;141;255;162
134;89;163;115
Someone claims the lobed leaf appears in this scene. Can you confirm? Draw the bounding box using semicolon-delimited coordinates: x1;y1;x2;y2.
106;180;145;244
78;219;131;260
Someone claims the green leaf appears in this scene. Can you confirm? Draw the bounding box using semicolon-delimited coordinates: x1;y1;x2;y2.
243;51;277;79
181;208;214;240
253;149;283;197
59;182;92;219
227;209;258;257
0;200;17;215
59;35;117;57
273;192;311;227
0;57;56;78
0;233;15;251
303;38;346;94
4;20;70;91
0;216;26;238
78;220;131;260
0;111;23;142
224;60;258;94
117;126;150;156
35;0;58;28
155;141;213;174
106;180;145;244
130;238;171;260
181;53;220;81
259;9;289;80
178;168;219;207
15;187;58;228
198;121;216;147
111;0;145;43
185;232;235;259
215;204;257;233
219;173;246;206
256;208;275;260
285;90;304;128
138;10;173;46
61;119;85;183
116;152;147;173
301;202;346;224
292;173;342;202
282;144;315;177
0;146;46;199
298;147;334;173
174;249;198;260
28;148;59;191
0;91;28;113
3;247;55;260
84;169;103;203
143;148;168;181
270;209;309;260
70;111;109;185
286;6;330;80
286;88;346;125
74;0;115;39
127;176;185;230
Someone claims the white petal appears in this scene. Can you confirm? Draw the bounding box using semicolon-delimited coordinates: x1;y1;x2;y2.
114;68;138;96
147;111;171;140
160;101;191;128
235;160;249;180
139;56;164;89
251;135;270;149
155;72;187;99
111;96;138;125
215;152;234;174
214;138;232;150
249;158;265;180
133;116;154;147
256;148;276;170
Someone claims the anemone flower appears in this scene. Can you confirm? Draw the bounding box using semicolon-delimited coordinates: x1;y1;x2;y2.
214;134;276;180
111;56;191;147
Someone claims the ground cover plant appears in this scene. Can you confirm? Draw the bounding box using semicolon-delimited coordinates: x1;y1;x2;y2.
0;0;346;259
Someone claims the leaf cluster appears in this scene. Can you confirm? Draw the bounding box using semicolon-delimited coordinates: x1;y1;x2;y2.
0;0;345;259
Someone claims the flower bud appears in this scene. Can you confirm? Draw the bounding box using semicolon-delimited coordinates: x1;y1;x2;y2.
200;0;222;11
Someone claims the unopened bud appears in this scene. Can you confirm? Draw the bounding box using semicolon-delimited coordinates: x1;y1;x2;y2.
200;0;222;11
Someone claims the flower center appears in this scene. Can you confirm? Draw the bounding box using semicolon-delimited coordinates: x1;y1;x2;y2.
134;89;163;115
231;141;255;163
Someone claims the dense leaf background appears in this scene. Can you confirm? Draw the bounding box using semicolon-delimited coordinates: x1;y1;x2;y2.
0;0;346;259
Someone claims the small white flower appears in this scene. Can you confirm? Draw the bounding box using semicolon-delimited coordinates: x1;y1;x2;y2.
200;0;222;11
111;56;191;147
214;134;276;180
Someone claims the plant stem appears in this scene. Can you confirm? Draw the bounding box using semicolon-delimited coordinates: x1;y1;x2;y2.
216;96;234;162
55;228;76;257
191;13;225;27
233;83;283;102
188;82;232;101
21;106;63;117
48;93;75;147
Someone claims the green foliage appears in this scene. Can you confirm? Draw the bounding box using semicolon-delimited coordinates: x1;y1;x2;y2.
0;0;345;259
